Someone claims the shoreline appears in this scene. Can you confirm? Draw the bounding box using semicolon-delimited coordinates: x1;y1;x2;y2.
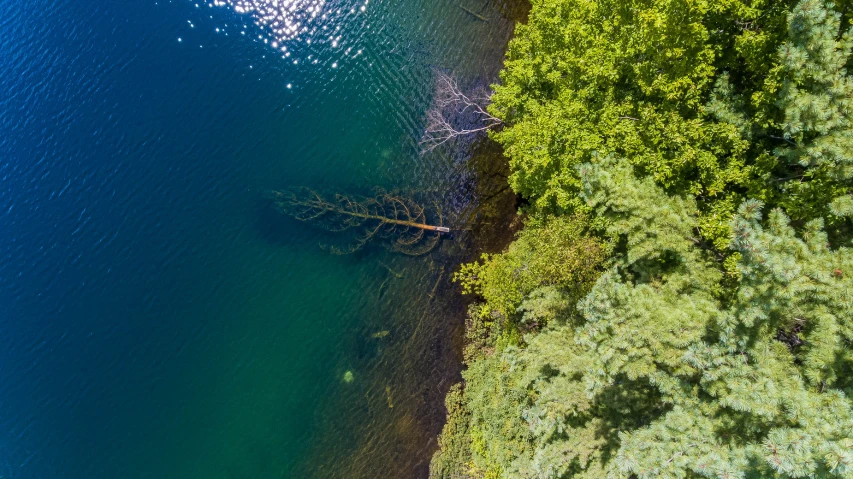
290;1;531;476
404;1;534;475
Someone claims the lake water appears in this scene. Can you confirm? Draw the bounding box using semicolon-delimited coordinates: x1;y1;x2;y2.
0;0;522;478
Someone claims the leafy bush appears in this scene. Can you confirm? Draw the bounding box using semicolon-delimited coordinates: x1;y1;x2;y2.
455;215;606;322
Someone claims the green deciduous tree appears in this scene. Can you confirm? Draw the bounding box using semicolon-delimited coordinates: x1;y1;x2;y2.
455;215;606;323
490;0;755;217
490;0;852;247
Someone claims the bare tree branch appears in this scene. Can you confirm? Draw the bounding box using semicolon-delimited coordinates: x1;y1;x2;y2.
421;70;502;152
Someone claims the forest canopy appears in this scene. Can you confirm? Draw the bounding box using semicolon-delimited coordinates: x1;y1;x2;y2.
431;0;853;477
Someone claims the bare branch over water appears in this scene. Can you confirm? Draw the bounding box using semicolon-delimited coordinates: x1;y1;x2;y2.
421;70;502;152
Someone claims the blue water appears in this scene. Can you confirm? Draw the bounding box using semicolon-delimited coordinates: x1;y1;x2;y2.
0;1;519;477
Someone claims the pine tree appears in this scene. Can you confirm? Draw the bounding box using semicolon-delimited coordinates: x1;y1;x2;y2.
432;158;853;478
774;0;853;221
579;161;853;479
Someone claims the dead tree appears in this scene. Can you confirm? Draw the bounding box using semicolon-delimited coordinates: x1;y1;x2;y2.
265;187;448;255
421;70;502;152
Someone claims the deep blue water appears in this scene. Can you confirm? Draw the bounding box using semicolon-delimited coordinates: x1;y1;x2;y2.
0;1;518;477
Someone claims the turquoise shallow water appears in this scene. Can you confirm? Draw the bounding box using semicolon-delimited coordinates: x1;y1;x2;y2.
0;0;521;478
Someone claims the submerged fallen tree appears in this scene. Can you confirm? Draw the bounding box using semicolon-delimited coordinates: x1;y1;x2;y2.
266;187;449;255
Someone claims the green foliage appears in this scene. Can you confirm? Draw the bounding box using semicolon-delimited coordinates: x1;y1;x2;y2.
431;0;853;477
454;215;606;322
490;0;756;219
727;199;853;388
577;157;703;271
433;158;853;479
464;353;534;478
773;0;853;222
429;384;474;479
585;184;853;478
490;0;853;246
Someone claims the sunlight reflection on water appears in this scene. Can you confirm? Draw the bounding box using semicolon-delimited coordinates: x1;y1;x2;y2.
208;0;369;46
